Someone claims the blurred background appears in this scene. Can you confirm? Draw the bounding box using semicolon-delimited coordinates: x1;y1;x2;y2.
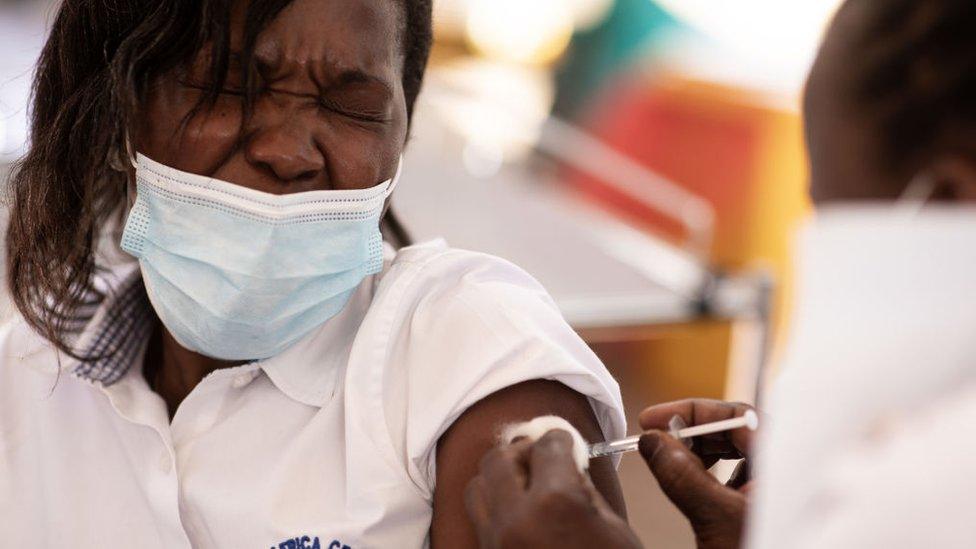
0;0;841;546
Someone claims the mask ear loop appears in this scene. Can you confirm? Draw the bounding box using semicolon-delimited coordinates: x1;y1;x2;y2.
121;136;139;209
896;172;937;218
107;130;139;207
125;135;138;170
383;156;404;196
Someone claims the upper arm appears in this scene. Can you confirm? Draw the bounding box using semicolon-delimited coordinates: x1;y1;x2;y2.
429;379;626;548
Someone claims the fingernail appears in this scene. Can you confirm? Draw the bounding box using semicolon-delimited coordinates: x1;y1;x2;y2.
638;432;661;457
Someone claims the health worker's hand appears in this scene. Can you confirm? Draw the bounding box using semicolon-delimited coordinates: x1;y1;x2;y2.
638;399;759;549
464;430;642;549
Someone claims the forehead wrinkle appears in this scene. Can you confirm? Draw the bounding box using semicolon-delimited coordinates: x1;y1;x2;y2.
266;0;401;74
258;47;394;95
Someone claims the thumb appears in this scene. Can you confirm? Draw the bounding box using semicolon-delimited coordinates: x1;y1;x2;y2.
580;471;618;518
638;431;746;531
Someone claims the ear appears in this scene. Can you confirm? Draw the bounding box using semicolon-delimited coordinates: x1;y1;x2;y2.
929;156;976;202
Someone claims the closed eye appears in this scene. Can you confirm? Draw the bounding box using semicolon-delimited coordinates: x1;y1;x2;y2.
318;97;390;123
181;81;245;97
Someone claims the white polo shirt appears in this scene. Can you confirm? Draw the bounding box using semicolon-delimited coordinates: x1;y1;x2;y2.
0;240;625;548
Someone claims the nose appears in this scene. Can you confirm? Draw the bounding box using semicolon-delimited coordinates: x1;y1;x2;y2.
245;123;325;183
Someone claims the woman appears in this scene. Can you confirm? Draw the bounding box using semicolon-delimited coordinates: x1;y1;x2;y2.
0;1;626;547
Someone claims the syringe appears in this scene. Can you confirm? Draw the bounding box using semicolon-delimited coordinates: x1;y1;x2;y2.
588;410;759;459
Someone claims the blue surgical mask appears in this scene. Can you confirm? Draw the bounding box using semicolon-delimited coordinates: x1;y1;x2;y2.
120;153;401;361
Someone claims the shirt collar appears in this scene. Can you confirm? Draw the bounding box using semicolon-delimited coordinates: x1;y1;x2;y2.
258;277;375;406
237;240;393;406
71;258;381;407
71;265;154;386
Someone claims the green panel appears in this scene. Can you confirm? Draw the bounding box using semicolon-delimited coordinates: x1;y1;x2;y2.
554;0;690;117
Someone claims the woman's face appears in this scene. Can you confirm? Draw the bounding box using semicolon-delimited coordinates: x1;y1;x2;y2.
137;0;408;194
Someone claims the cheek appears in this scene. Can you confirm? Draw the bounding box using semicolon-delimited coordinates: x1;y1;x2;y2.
321;103;408;190
137;82;244;174
324;128;403;186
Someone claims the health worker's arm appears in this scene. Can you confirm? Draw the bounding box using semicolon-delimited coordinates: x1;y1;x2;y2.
429;379;627;548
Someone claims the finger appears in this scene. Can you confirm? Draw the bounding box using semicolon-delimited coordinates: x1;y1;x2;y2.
464;476;491;526
579;470;620;518
696;437;746;465
638;399;751;432
638;431;745;525
477;441;532;508
498;437;535;465
639;400;758;458
527;430;586;496
579;473;646;548
464;477;498;549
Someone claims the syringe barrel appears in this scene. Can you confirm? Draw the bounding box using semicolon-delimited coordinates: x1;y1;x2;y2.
588;435;641;458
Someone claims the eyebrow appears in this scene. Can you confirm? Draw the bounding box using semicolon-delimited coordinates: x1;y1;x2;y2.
329;69;393;93
230;49;393;95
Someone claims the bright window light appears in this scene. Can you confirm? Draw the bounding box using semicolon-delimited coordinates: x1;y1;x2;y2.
465;0;575;65
655;0;845;95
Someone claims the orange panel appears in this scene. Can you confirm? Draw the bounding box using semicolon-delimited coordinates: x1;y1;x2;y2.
567;74;805;270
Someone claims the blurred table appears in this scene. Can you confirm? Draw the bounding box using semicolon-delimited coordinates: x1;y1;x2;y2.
396;108;773;404
396;131;713;330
